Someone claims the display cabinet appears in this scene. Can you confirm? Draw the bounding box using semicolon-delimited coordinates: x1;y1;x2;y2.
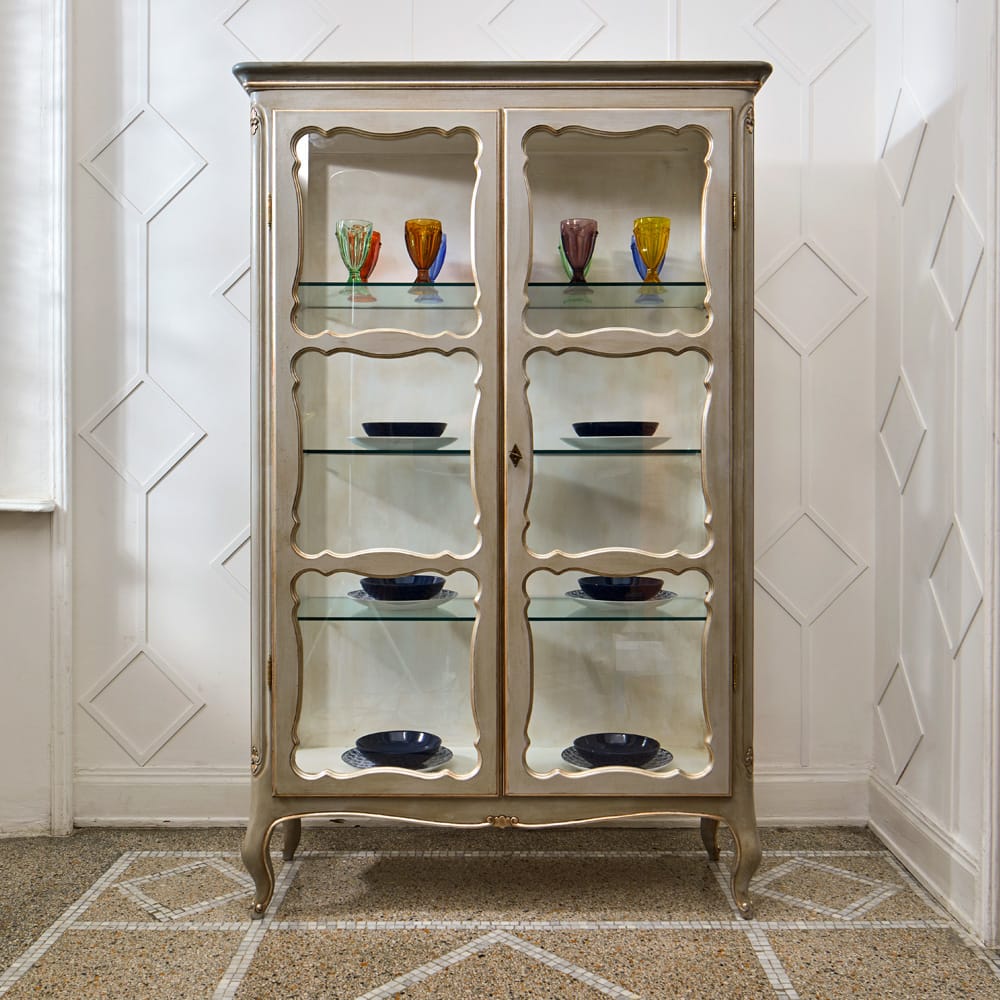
234;61;770;918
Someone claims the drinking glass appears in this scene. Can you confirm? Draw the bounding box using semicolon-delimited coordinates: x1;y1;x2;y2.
404;218;443;284
559;218;598;286
632;216;670;284
336;219;373;283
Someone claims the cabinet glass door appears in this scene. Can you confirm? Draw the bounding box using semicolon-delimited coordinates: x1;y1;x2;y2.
267;111;500;794
504;108;734;795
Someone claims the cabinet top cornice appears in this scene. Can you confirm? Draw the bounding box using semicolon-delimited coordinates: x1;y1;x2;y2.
232;61;772;94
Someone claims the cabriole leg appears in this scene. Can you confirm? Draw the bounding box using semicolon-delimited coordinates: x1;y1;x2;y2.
729;820;762;919
699;816;720;861
282;817;302;861
242;814;277;919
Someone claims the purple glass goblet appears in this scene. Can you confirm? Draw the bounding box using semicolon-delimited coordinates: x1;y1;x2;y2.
559;218;598;286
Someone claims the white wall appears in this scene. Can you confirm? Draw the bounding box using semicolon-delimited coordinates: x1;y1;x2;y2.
871;0;998;939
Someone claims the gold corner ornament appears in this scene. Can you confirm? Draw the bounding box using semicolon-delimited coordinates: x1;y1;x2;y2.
743;745;754;777
250;108;260;135
250;745;262;774
486;814;519;828
743;105;755;135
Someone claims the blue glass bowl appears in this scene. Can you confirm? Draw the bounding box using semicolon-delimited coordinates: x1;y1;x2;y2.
572;421;658;437
362;422;446;438
578;576;664;602
360;575;446;601
356;730;442;758
573;733;660;767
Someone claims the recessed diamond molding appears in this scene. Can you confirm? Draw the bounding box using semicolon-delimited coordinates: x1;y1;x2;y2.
223;0;336;61
81;648;205;766
881;86;927;204
82;377;206;490
749;0;867;81
877;662;923;783
930;193;984;326
879;374;926;492
755;511;864;624
85;107;206;218
755;242;865;356
484;0;605;60
929;522;983;656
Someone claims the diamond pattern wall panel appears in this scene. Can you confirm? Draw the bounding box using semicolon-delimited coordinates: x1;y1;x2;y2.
876;662;923;783
928;522;983;656
81;649;205;766
756;512;864;625
68;0;880;814
84;107;206;218
930;192;984;326
82;378;206;490
484;0;606;60
748;0;867;81
879;374;926;492
755;242;865;356
881;86;927;204
222;0;336;61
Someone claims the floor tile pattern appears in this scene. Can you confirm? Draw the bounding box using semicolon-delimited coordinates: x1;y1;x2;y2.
1;827;998;998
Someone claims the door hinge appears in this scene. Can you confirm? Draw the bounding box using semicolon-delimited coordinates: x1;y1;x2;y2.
266;194;272;229
733;654;739;691
732;193;738;230
266;653;273;691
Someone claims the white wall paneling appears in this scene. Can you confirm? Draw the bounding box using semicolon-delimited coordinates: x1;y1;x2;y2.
65;2;877;824
872;0;998;943
0;0;966;940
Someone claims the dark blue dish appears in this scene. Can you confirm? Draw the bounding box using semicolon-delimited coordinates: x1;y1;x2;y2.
362;421;447;438
355;730;442;764
572;732;661;767
578;576;664;602
360;575;446;601
572;421;658;437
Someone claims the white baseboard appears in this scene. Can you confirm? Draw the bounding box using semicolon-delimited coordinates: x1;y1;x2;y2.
0;817;60;837
869;772;981;936
65;765;870;830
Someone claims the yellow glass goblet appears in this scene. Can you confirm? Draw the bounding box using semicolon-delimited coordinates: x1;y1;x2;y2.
404;218;443;285
633;216;671;284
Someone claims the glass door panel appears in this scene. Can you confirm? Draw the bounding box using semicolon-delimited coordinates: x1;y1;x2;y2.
293;349;480;556
292;126;482;338
521;125;711;337
294;569;481;779
525;349;709;556
523;568;713;778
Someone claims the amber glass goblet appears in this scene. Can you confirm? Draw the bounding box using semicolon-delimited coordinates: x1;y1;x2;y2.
336;219;373;283
633;216;671;284
560;218;598;286
404;218;443;284
359;230;381;282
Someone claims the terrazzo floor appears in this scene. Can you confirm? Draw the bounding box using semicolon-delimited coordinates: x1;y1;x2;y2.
1;825;998;998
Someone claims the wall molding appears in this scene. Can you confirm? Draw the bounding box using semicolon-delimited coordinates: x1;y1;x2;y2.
46;0;72;837
869;772;980;936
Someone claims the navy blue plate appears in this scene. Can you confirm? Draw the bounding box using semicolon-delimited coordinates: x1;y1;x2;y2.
573;421;658;437
363;421;446;437
572;732;661;767
355;730;442;758
360;575;445;602
578;576;664;602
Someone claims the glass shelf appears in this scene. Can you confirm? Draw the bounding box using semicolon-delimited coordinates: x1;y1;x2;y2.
303;448;471;456
298;282;476;310
534;447;700;456
297;596;477;621
528;596;707;621
527;282;706;310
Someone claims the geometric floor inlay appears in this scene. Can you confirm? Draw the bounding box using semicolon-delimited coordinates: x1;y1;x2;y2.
2;829;1000;1000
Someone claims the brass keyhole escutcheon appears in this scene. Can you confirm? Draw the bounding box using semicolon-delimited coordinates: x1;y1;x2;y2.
508;444;523;467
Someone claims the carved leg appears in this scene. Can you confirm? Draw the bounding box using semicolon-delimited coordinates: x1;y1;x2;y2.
242;814;277;919
282;817;302;861
699;816;720;861
729;820;762;919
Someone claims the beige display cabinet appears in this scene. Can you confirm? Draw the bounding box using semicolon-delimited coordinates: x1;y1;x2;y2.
233;61;770;918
